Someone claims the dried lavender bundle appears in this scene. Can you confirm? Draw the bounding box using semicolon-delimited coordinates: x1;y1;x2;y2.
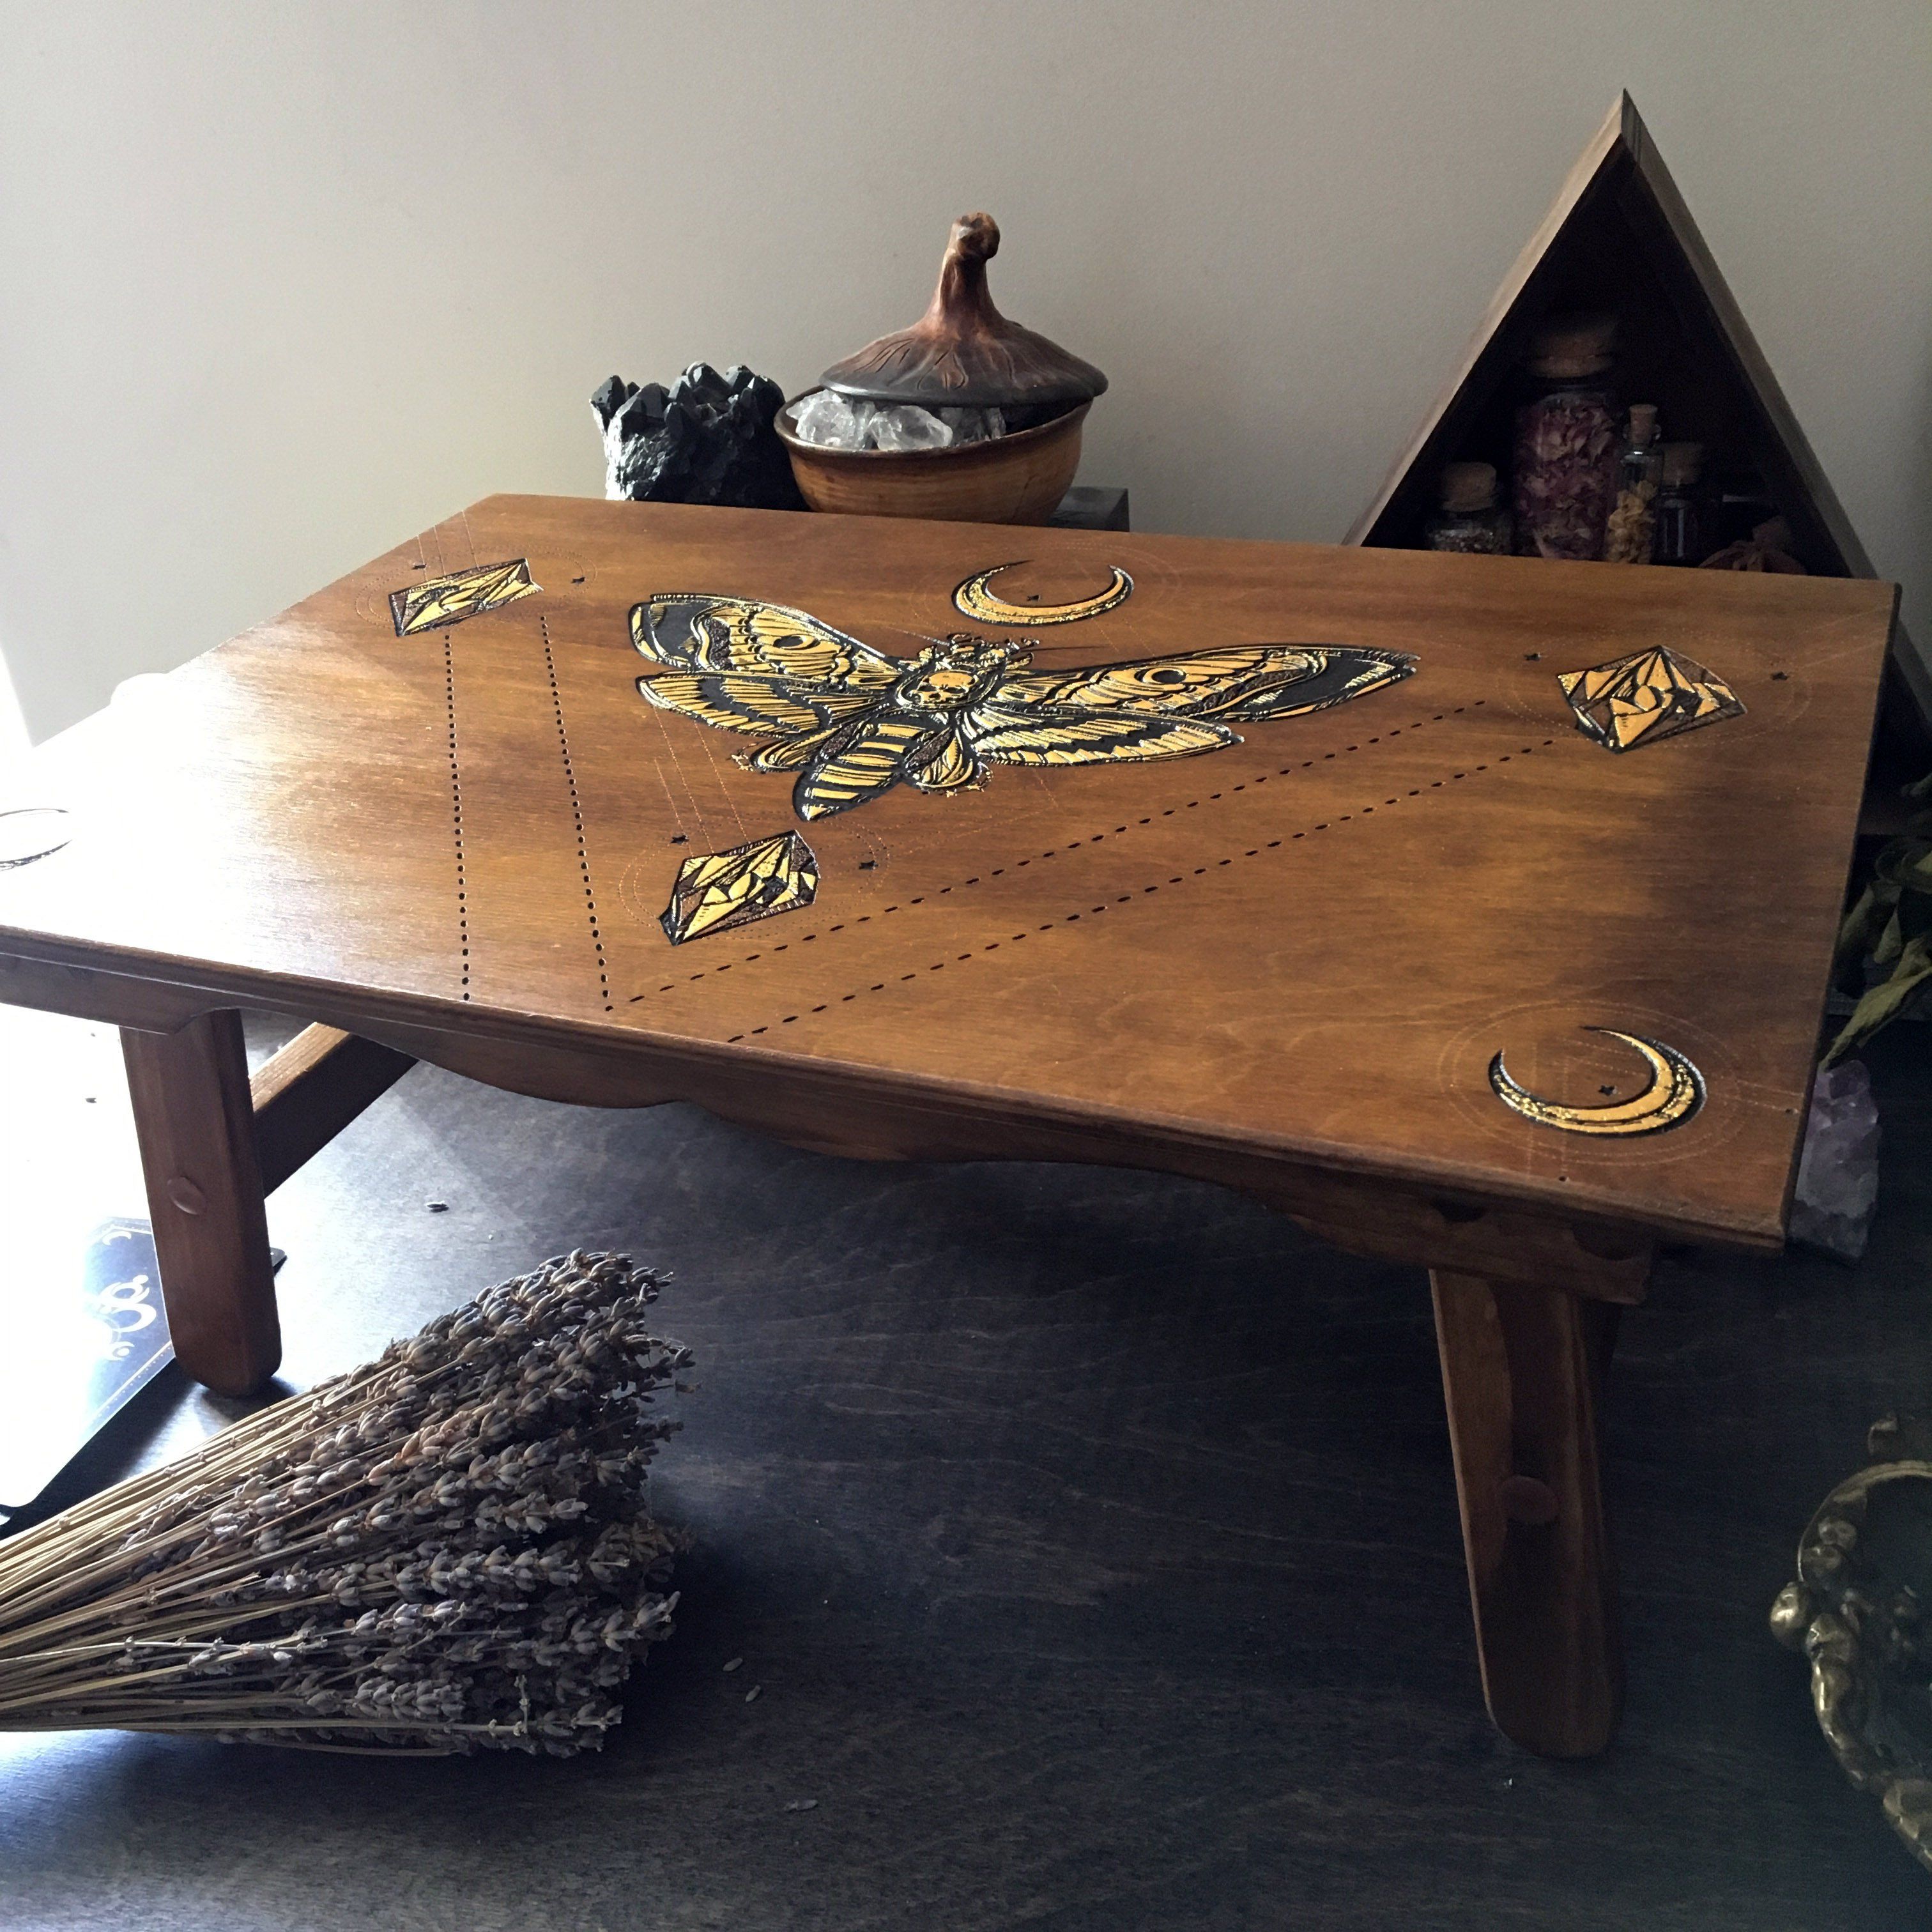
0;1251;689;1755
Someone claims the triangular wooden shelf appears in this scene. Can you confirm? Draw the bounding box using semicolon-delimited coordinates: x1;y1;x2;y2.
1349;93;1929;756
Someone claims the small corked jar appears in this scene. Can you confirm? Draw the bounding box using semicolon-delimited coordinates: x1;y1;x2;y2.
1604;402;1664;564
1652;440;1706;566
1425;461;1514;555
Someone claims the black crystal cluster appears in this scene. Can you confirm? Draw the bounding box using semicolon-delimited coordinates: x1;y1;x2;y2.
592;364;804;510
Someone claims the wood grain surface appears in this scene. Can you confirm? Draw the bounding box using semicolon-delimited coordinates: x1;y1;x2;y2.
0;495;1894;1251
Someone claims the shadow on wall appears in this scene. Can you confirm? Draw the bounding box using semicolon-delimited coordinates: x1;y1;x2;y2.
0;650;29;767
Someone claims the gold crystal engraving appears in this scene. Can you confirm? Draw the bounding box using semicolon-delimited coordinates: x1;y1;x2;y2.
660;831;819;945
389;559;540;636
1558;646;1744;753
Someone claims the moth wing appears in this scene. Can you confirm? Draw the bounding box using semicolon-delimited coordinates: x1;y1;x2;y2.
997;647;1296;716
636;671;873;740
970;703;1234;767
748;724;847;772
1208;647;1418;721
906;728;986;795
997;645;1414;720
633;594;901;693
793;713;948;820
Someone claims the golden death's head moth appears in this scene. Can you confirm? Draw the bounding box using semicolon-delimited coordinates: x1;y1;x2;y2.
631;593;1416;821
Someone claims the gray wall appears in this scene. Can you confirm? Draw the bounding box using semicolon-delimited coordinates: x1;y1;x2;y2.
2;0;1927;741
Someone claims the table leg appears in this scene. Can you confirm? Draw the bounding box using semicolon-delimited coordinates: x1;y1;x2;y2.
122;1011;282;1396
1429;1268;1623;1757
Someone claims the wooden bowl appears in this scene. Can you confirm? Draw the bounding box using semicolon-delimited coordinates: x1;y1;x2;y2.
775;392;1088;525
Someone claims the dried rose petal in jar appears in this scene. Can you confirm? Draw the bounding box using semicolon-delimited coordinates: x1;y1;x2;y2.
1513;314;1620;562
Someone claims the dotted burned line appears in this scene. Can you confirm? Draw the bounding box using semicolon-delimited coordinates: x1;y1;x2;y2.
542;617;612;1011
723;733;1558;1041
442;635;470;1001
635;702;1489;1000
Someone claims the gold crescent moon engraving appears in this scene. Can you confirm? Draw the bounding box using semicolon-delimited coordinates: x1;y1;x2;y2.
953;562;1133;627
1488;1028;1704;1137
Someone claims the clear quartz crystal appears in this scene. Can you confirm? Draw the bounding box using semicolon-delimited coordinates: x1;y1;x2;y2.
791;390;861;448
870;406;954;452
793;394;1007;452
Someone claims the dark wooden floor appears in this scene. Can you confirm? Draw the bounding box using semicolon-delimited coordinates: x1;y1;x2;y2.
2;1013;1930;1928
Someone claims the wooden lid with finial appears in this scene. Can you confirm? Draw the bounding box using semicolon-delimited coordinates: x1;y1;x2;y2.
819;213;1108;412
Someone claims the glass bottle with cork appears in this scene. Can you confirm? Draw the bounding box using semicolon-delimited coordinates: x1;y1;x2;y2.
1652;441;1706;566
1604;404;1663;563
1513;313;1620;561
1425;461;1513;555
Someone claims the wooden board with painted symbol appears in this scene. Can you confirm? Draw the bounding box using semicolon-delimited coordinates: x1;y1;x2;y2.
0;496;1893;1253
0;496;1894;1760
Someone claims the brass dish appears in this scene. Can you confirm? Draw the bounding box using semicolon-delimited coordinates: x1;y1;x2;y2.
1772;1414;1932;1872
774;390;1087;526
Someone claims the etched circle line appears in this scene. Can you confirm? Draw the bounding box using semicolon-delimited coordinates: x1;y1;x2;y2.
0;807;72;870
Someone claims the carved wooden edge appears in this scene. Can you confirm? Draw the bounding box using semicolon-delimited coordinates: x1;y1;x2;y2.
0;945;1687;1294
269;1020;1655;1301
250;1024;416;1194
0;946;419;1196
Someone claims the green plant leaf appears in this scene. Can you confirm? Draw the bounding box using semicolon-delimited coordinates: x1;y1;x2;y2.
1827;934;1932;1066
1837;882;1890;964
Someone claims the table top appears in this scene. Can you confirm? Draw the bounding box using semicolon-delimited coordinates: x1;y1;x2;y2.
0;495;1895;1248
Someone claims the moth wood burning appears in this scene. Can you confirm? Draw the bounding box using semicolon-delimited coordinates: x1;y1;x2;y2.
631;594;1418;820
